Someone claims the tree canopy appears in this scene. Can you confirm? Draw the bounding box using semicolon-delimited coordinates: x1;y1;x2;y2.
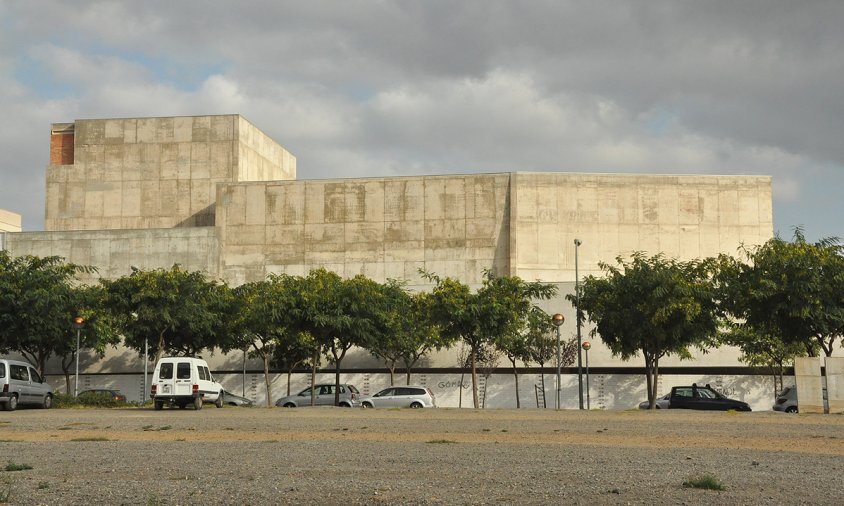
573;253;720;408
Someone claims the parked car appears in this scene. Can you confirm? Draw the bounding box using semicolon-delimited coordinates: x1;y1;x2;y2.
275;384;360;407
150;357;224;410
78;389;127;403
0;358;54;411
668;384;751;411
359;386;437;409
772;386;828;413
638;393;670;410
222;390;253;407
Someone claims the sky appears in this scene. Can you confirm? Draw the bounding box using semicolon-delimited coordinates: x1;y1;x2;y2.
1;1;843;241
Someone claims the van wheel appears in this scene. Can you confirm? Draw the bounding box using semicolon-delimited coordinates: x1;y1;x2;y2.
193;396;203;410
154;400;164;411
42;394;52;409
410;402;423;409
215;392;224;408
785;406;798;414
5;395;17;411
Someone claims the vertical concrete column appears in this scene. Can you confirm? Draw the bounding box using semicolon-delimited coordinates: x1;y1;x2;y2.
795;357;824;414
825;357;844;414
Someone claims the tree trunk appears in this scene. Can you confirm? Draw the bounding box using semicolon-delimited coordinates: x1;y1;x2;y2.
260;349;272;407
651;358;660;407
470;346;479;409
310;351;318;406
154;329;166;365
388;363;395;386
510;357;520;409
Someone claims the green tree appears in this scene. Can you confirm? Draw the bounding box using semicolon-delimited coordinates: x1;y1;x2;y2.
228;274;301;406
572;253;720;409
54;284;121;394
369;282;452;385
102;265;232;365
424;270;557;409
0;252;95;375
293;268;383;406
271;330;317;396
718;229;844;357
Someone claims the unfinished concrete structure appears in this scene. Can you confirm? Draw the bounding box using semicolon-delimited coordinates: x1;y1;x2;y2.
3;114;779;408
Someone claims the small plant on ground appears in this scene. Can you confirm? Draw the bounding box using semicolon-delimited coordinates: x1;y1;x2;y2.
683;473;726;491
70;437;111;442
37;481;49;490
426;439;457;444
4;463;32;472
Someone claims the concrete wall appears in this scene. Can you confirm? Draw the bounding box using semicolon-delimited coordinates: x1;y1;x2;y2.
5;227;219;284
511;173;773;281
45;115;296;231
216;174;512;286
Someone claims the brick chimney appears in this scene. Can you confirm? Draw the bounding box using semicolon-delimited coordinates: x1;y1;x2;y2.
50;123;75;165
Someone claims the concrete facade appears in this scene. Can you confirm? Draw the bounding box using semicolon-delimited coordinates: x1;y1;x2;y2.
2;114;783;408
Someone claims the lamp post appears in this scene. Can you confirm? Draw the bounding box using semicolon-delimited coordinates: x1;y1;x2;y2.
551;313;565;410
574;238;584;410
582;341;591;410
72;316;85;397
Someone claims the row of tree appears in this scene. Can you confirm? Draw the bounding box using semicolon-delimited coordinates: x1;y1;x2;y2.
0;252;574;408
3;229;839;409
575;229;844;408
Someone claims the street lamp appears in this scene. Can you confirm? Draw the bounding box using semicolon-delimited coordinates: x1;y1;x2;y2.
574;238;584;410
551;313;565;410
131;311;148;402
72;316;85;397
582;341;591;410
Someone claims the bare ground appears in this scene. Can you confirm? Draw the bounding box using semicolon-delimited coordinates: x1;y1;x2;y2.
0;407;842;505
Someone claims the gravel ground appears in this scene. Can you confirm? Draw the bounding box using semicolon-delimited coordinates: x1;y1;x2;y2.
0;406;842;505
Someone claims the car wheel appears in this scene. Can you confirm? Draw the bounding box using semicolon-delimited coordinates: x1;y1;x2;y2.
5;395;18;411
362;401;373;409
282;402;296;408
215;392;224;408
410;401;423;409
154;400;164;411
339;402;351;407
42;394;52;409
785;406;798;414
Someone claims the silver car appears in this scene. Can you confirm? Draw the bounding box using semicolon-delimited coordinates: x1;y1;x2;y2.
359;386;436;409
773;386;828;413
275;384;360;407
638;393;670;410
0;358;54;411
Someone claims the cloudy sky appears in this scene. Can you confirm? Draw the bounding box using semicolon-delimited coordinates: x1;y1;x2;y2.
1;1;842;240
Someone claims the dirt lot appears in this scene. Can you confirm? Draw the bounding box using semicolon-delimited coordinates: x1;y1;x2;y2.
0;407;842;505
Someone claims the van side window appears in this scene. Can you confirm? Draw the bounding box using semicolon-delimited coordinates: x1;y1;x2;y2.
29;368;42;383
176;362;191;379
11;365;28;381
198;367;208;381
204;367;212;381
0;363;5;378
159;363;173;379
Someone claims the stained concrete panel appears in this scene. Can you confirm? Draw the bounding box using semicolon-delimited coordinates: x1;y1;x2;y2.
795;357;824;414
826;357;844;414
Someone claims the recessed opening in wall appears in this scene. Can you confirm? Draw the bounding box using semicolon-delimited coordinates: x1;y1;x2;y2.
50;123;75;165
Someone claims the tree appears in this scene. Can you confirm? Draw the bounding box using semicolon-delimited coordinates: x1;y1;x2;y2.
292;268;383;406
718;323;806;397
718;229;844;357
228;274;301;406
102;265;232;365
0;251;95;375
501;306;578;408
368;281;452;385
271;330;317;396
54;284;121;394
423;270;557;408
572;253;720;409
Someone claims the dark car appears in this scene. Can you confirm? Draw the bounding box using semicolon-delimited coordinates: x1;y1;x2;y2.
669;384;751;411
78;389;127;403
222;390;253;407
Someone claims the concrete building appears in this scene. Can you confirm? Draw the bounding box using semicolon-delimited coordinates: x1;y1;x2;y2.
3;114;777;409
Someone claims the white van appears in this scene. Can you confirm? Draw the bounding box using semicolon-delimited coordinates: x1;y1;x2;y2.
0;358;54;411
150;357;224;410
